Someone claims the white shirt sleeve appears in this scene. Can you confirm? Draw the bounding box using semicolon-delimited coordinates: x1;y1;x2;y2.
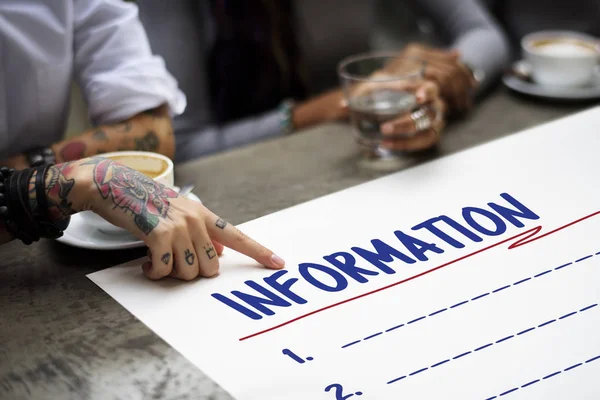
406;0;512;93
72;0;186;125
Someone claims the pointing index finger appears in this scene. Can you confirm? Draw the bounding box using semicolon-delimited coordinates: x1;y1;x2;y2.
208;215;285;270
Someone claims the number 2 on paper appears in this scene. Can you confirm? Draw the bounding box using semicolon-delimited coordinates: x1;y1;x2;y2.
324;383;363;399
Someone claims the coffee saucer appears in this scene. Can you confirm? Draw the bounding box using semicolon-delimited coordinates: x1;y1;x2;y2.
503;60;600;100
56;189;201;251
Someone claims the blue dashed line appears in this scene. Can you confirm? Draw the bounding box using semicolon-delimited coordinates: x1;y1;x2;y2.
342;250;598;350
429;308;447;316
493;285;511;293
517;327;535;335
431;359;450;368
409;367;428;376
542;371;561;379
513;277;531;285
341;340;361;349
387;303;597;386
485;353;600;398
564;363;582;371
485;397;497;400
386;376;405;384
363;332;382;341
472;293;490;300
407;316;426;324
559;312;577;319
521;379;539;388
496;335;514;344
453;351;471;359
451;300;469;309
499;388;519;396
534;270;552;277
580;304;598;312
555;262;572;270
538;319;556;328
586;355;600;363
385;324;404;333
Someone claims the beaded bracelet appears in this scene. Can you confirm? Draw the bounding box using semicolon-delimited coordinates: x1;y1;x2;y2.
278;98;296;135
0;165;70;245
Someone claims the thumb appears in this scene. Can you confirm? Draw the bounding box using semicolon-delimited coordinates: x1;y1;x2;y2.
213;240;225;256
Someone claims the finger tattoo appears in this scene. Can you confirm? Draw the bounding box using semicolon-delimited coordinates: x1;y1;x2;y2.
215;218;228;229
204;243;216;260
161;252;171;265
184;249;195;265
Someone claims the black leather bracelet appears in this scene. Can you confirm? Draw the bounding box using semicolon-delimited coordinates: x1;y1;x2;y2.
0;166;70;244
6;169;38;244
18;168;39;242
35;164;52;211
33;164;70;239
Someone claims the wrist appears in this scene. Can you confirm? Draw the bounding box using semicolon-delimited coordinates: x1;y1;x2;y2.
50;143;64;163
44;163;85;218
292;90;347;130
278;99;296;135
0;166;71;244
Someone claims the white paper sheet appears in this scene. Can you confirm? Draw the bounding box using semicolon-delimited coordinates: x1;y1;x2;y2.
89;107;600;400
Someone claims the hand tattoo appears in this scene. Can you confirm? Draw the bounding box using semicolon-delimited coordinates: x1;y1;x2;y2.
204;244;216;259
216;218;228;229
161;252;171;265
83;157;178;235
184;249;195;265
92;130;108;142
134;131;159;152
59;141;87;162
45;164;76;220
117;122;132;133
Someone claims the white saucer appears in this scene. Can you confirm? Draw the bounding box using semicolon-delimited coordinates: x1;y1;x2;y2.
503;60;600;100
56;189;201;251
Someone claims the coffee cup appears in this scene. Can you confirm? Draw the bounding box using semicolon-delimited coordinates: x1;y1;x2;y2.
522;31;600;87
79;151;174;235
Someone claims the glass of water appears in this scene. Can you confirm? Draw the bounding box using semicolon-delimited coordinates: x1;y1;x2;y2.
338;53;426;158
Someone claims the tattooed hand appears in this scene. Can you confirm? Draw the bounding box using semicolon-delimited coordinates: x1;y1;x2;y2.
45;157;286;280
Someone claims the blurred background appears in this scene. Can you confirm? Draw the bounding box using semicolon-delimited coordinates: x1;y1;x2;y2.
65;0;433;137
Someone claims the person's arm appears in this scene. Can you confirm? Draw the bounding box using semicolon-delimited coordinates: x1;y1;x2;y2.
51;104;174;162
2;104;175;170
405;0;512;93
174;90;347;162
0;159;285;280
0;0;186;169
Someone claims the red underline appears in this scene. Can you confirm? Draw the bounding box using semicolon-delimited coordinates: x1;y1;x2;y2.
238;210;600;342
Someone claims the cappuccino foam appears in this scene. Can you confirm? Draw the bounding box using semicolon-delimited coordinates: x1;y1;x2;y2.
534;41;597;57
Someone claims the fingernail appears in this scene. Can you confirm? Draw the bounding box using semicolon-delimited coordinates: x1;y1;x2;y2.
142;261;152;274
381;124;394;134
271;254;286;268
